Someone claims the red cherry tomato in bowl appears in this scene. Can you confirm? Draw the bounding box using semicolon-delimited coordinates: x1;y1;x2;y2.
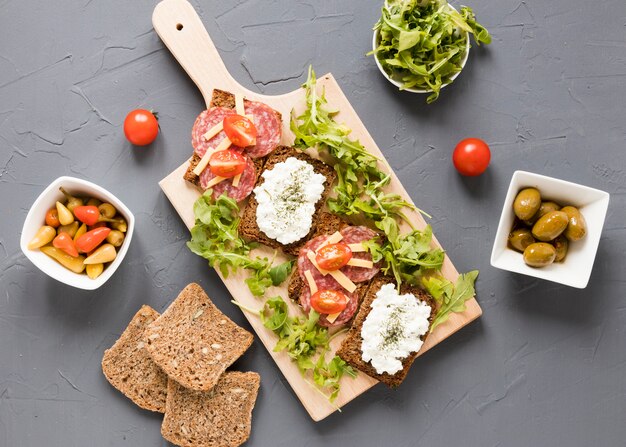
316;243;352;271
223;114;257;147
124;109;159;146
310;290;348;315
209;150;247;178
452;138;491;176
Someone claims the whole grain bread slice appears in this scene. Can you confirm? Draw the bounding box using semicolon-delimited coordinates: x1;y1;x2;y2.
286;211;350;301
101;305;169;413
238;146;337;256
161;372;261;447
336;275;437;388
144;283;253;391
184;89;279;186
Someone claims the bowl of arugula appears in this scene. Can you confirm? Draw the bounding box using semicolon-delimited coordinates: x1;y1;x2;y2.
370;0;491;103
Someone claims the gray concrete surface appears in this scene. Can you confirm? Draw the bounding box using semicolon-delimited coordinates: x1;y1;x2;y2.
1;0;625;445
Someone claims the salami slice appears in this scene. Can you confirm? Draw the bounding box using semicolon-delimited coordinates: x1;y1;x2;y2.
340;226;380;282
191;107;237;158
199;155;256;202
243;101;281;158
299;286;359;328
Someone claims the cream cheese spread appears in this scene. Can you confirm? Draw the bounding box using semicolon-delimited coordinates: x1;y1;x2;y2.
253;157;325;245
361;283;431;375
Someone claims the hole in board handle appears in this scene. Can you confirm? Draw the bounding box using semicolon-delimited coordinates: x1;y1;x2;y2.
176;23;183;31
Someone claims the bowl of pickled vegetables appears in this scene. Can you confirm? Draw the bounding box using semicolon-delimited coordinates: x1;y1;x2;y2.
20;176;135;290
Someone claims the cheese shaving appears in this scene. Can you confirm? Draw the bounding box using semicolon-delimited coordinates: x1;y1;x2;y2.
306;250;330;276
202;121;223;141
316;232;343;252
192;137;232;176
328;270;357;293
304;270;318;294
204;175;227;189
232;173;242;187
235;94;245;115
346;258;374;268
347;243;366;252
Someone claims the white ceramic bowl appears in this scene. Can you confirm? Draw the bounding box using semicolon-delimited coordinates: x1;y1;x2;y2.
491;171;610;289
20;176;135;290
372;4;470;94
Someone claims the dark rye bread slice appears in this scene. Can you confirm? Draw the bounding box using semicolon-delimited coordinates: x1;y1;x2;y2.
336;275;437;388
161;372;260;447
184;89;280;186
287;211;349;301
144;283;254;391
239;146;337;257
101;305;169;413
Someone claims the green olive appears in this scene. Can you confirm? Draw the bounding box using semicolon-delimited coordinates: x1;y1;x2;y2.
513;188;542;221
523;243;557;268
531;211;569;241
508;228;536;252
552;235;569;262
98;203;117;219
106;230;125;247
561;206;587;241
526;201;561;225
86;197;101;207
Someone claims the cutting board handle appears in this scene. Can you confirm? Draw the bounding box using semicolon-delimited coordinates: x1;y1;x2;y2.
152;0;243;107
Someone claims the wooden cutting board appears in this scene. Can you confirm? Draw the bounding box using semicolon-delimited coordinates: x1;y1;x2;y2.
153;0;481;421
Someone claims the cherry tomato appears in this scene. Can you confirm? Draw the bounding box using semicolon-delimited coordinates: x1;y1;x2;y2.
73;205;101;226
223;114;257;147
452;138;491;176
316;243;353;271
45;208;60;228
53;232;79;257
75;227;111;254
310;290;348;315
124;109;159;146
209;150;247;178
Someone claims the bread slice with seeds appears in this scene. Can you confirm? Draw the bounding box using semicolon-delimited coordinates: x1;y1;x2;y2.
336;275;437;388
161;372;260;447
101;305;169;413
238;146;337;256
144;283;253;391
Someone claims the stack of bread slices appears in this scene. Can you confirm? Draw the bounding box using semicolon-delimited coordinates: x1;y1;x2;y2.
102;283;259;447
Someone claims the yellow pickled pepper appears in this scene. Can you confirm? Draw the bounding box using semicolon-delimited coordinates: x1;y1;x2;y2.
27;226;56;249
56;201;74;225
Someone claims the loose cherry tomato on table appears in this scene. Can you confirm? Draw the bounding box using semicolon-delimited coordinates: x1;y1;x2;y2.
45;208;60;228
73;205;101;226
311;290;348;315
53;232;79;257
75;227;111;253
223;114;257;147
124;109;159;146
316;243;353;271
452;138;491;176
209;149;247;178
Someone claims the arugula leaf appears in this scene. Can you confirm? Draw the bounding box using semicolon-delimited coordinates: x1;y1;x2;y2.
313;354;357;402
259;296;288;331
370;0;491;103
291;67;418;224
427;270;479;330
187;190;293;296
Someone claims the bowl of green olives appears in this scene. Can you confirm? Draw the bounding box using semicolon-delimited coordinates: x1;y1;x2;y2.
20;176;135;290
491;171;609;288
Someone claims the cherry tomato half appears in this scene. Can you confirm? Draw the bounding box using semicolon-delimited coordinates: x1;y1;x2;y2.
209;149;247;178
310;290;348;315
316;243;353;271
45;208;61;228
223;114;257;147
124;109;159;146
452;138;491;176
